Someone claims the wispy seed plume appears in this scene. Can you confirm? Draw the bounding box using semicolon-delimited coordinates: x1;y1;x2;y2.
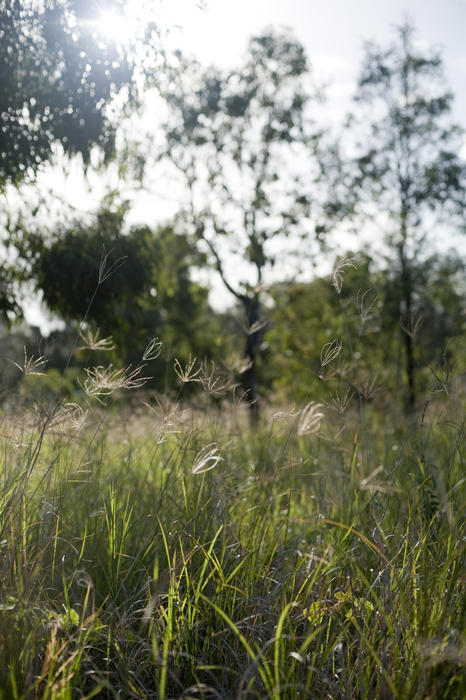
11;347;46;376
192;443;223;474
174;355;201;383
297;401;325;436
143;337;162;361
320;338;342;367
78;328;115;352
332;257;357;294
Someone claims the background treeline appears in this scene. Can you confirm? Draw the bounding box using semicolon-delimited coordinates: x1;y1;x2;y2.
2;242;464;410
0;2;465;414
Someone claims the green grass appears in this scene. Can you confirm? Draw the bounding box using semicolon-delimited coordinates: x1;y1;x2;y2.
0;388;464;698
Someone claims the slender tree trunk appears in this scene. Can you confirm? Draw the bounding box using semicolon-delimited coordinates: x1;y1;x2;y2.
403;326;416;412
399;243;416;412
241;294;262;425
199;233;264;424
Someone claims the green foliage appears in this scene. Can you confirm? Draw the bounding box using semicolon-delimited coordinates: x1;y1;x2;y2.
266;252;465;404
162;31;316;285
22;208;219;370
0;261;464;696
0;0;162;323
347;23;466;408
29;209;152;325
158;31;322;415
0;367;463;697
353;25;465;222
17;367;79;404
0;322;43;395
0;0;141;189
0;264;22;325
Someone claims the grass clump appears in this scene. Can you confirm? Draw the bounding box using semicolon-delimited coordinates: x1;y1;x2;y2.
0;382;464;699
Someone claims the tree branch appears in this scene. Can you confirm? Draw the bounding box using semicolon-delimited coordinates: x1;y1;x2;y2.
200;231;244;301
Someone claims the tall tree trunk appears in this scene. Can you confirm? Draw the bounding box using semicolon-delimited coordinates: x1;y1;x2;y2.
240;294;262;425
403;326;416;412
399;244;416;412
200;235;264;425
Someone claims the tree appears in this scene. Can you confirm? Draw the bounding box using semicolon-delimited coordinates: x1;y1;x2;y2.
22;208;219;374
0;0;162;322
0;0;161;189
266;251;465;406
158;32;321;420
0;264;22;326
348;23;466;410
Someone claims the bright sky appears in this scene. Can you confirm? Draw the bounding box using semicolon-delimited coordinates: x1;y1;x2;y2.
161;0;466;125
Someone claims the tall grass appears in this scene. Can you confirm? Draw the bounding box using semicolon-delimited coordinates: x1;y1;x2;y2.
0;371;464;698
0;253;464;697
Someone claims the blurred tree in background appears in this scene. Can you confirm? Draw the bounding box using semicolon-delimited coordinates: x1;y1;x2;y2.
266;251;465;407
0;0;159;188
0;0;160;322
158;31;323;420
0;10;464;413
346;23;466;410
0;264;22;325
19;207;221;378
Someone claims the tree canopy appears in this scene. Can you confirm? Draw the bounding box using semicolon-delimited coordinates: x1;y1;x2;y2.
266;250;465;405
21;207;219;368
0;0;157;189
156;31;323;418
346;23;466;409
1;14;465;415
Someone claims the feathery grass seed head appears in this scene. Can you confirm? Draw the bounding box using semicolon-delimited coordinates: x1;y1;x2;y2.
143;337;162;361
78;328;115;352
297;401;324;436
81;363;151;399
320;338;342;367
192;443;223;474
11;347;46;376
332;257;357;294
174;355;201;383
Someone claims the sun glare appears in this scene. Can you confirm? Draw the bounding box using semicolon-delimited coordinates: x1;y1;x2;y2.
83;1;209;55
96;10;136;45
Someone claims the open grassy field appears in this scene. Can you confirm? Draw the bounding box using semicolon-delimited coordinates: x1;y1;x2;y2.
0;375;464;699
